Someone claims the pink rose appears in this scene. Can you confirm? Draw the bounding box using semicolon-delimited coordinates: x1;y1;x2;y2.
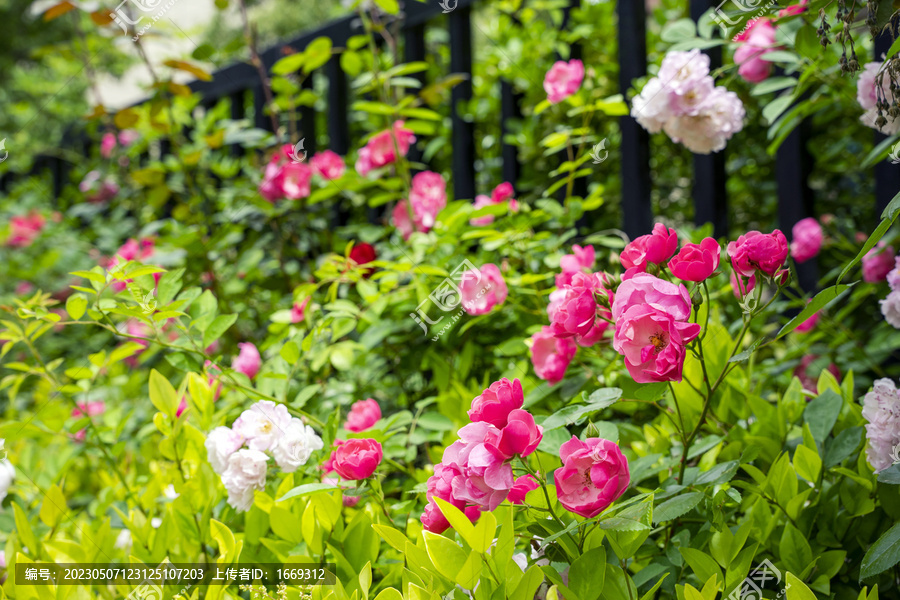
421;499;480;534
332;438;383;480
355;121;416;176
561;244;596;273
460;263;508;316
727;229;789;277
620;223;679;272
310;150;346;180
468;377;524;428
668;238;721;282
497;409;543;458
291;297;310;324
118;130;139;146
232;342;261;379
863;242;895;283
345;398;381;432
777;0;807;17
259;145;314;202
445;423;515;510
530;325;577;385
611;274;701;383
731;271;756;298
7;213;46;248
550;272;613;344
553;436;630;518
393;171;447;239
790;217;823;264
544;59;584;104
469;182;518;226
507;474;540;505
734;20;777;83
100;132;117;158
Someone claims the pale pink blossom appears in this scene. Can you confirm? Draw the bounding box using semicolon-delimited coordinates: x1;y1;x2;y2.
554;436;630;518
100;132;117;158
232;342;261;380
734;19;777;83
863;242;895;283
530;326;577;385
881;291;900;328
861;379;900;473
544;59;584;104
355;121;416;176
310;150;346;180
393;171;447;239
460;263;508;315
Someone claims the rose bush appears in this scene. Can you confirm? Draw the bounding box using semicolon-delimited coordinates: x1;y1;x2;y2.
0;0;899;599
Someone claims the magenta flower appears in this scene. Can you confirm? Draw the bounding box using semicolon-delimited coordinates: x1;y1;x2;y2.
393;171;447;239
345;398;382;432
100;132;117;158
790;217;823;264
497;409;543;458
309;150;346;180
550;272;612;344
355;121;416;176
529;325;577;385
468;377;523;428
727;229;789;278
669;238;720;282
553;436;630;518
469;182;518;226
232;342;261;380
734;19;777;84
611;274;700;383
445;422;515;511
731;271;756;298
544;59;584;104
290;297;310;324
777;0;807;16
332;438;383;480
620;223;679;272
507;474;540;505
863;242;895;283
7;213;46;248
460;263;508;316
560;244;596;274
259;145;313;202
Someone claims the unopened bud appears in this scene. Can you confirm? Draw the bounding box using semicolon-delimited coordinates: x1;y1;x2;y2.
585;422;600;438
774;269;790;286
691;287;704;308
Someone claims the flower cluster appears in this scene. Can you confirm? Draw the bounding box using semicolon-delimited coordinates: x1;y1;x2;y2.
356;120;416;176
632;50;745;154
393;171;447;240
421;378;543;533
861;379;900;473
205;400;323;511
530;225;791;385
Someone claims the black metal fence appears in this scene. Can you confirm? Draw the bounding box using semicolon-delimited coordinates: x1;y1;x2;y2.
5;0;899;265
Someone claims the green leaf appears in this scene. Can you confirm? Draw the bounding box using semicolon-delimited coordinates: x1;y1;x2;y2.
824;426;863;468
149;369;179;418
433;497;477;547
423;531;468;580
786;573;817;600
569;547;606;600
793;445;822;483
303;37;333;73
281;341;300;365
803;389;843;443
156;268;185;305
38;484;67;528
679;548;722;590
541;388;622;430
276;482;338;503
203;314;237;349
653;492;703;523
512;567;546;600
696;461;739;485
877;463;900;484
860;522;900;580
778;285;853;339
65;294;87;320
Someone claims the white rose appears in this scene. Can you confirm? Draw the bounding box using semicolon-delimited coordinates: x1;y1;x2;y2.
273;419;324;472
232;401;292;452
205;426;243;474
221;449;268;512
0;459;14;503
881;291;900;329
